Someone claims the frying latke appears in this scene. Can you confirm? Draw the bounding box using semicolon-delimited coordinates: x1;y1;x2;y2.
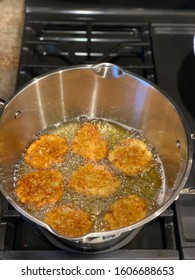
44;205;92;237
104;194;148;230
72;123;107;160
108;138;152;176
16;170;64;208
24;134;68;169
69;163;120;197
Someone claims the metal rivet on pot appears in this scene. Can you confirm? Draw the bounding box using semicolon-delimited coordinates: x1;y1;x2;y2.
176;140;181;150
79;115;89;122
191;133;195;140
14;111;21;119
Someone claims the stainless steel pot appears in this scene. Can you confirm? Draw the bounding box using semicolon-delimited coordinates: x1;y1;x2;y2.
0;63;193;251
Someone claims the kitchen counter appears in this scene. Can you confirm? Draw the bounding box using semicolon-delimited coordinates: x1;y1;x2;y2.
0;0;25;101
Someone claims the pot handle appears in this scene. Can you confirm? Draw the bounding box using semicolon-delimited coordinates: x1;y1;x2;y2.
180;187;195;195
178;133;195;195
0;98;6;115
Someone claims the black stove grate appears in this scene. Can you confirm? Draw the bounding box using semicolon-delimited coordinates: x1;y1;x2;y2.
17;20;155;88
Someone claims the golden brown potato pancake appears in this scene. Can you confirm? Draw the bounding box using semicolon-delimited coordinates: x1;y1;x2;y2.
24;134;68;169
16;169;64;208
69;163;120;197
104;194;148;230
72;123;107;160
44;205;92;237
108;138;152;176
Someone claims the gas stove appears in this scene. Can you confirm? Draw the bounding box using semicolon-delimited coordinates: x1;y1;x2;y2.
1;0;195;260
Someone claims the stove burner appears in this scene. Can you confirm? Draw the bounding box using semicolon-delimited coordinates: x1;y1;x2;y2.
38;226;143;254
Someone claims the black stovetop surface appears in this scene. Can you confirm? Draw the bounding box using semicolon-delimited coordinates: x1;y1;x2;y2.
1;0;195;260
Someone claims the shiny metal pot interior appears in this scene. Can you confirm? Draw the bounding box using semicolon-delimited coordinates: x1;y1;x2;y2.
0;63;193;250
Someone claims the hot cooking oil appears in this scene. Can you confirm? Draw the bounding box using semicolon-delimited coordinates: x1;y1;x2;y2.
13;116;165;233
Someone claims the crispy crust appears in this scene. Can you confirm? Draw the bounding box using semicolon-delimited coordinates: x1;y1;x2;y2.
44;205;92;237
72;123;107;160
24;134;68;169
108;138;152;176
104;194;148;230
69;163;120;197
16;170;64;208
